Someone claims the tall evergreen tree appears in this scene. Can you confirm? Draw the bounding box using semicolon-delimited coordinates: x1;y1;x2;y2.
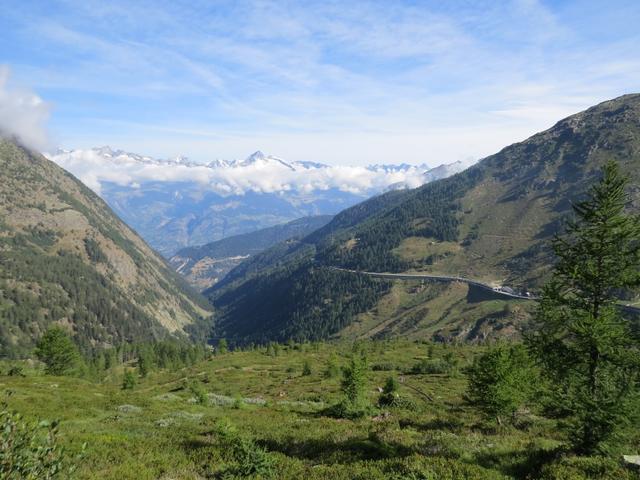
338;353;369;417
35;327;81;376
527;161;640;453
466;344;535;424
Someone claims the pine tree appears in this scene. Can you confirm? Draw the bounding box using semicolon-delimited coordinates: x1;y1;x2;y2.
324;354;340;379
466;344;535;424
338;353;369;417
34;327;81;376
378;376;400;407
301;359;312;376
122;369;136;390
137;350;151;378
526;161;640;453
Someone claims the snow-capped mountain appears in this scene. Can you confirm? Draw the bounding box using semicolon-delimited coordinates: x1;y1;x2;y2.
47;147;473;255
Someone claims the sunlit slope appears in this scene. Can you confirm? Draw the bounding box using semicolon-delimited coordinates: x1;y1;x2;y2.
208;94;640;344
0;139;212;355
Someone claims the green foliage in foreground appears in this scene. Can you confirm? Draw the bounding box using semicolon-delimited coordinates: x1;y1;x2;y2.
528;161;640;454
215;419;275;478
466;344;535;424
1;340;639;479
0;405;83;479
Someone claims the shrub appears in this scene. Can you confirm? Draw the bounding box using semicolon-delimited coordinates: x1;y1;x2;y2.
217;338;228;354
122;370;136;390
189;381;208;405
378;376;399;407
371;362;396;371
7;365;25;377
232;395;245;410
215;420;274;478
137;351;151;378
410;358;451;375
538;456;637;480
301;360;312;376
0;408;84;479
323;354;340;378
465;344;535;424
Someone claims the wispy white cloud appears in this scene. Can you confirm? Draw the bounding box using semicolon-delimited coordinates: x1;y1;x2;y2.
1;0;639;165
0;66;51;150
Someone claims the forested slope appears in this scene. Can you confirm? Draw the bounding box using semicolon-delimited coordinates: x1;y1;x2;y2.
207;94;640;345
0;139;212;356
170;215;332;290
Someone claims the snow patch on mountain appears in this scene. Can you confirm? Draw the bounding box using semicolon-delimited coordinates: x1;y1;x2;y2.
47;147;473;197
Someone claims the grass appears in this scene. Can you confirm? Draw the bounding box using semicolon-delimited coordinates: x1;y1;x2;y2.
341;280;533;343
1;341;637;479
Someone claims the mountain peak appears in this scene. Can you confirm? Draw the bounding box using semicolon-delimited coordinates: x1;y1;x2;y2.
239;151;295;170
95;145;116;157
246;150;267;161
170;155;191;165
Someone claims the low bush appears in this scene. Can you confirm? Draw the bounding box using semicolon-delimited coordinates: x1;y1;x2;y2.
0;407;84;479
215;420;274;478
188;381;208;405
121;370;136;390
372;362;396;371
410;358;452;375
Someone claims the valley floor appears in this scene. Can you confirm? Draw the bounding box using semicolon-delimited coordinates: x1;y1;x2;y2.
1;341;637;479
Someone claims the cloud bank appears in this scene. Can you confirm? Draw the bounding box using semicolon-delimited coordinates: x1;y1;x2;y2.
0;66;51;151
47;147;467;197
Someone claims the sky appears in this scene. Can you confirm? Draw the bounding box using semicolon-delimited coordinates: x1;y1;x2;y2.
1;0;639;166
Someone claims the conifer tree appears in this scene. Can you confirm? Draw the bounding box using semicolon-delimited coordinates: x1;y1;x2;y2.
527;161;640;453
301;359;312;376
122;369;136;390
337;353;369;417
466;344;534;424
35;327;81;376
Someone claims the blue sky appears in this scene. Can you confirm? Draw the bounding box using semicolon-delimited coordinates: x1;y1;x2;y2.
1;0;639;165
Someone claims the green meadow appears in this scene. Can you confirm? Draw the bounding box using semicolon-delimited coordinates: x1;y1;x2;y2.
2;340;638;479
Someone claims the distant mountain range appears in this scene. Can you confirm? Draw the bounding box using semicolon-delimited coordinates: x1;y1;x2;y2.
207;94;640;346
169;215;333;291
0;138;211;356
47;148;472;256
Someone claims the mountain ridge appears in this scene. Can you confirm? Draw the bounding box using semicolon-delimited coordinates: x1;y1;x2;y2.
47;148;467;255
206;93;640;345
169;215;333;290
0;138;212;355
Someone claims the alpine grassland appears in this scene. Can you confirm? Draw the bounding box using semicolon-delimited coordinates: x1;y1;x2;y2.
1;338;639;479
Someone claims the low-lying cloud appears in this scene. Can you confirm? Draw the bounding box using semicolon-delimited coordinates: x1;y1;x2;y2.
0;66;51;151
47;148;461;197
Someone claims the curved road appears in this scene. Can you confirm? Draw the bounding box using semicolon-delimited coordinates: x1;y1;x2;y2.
330;267;537;300
332;267;640;315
